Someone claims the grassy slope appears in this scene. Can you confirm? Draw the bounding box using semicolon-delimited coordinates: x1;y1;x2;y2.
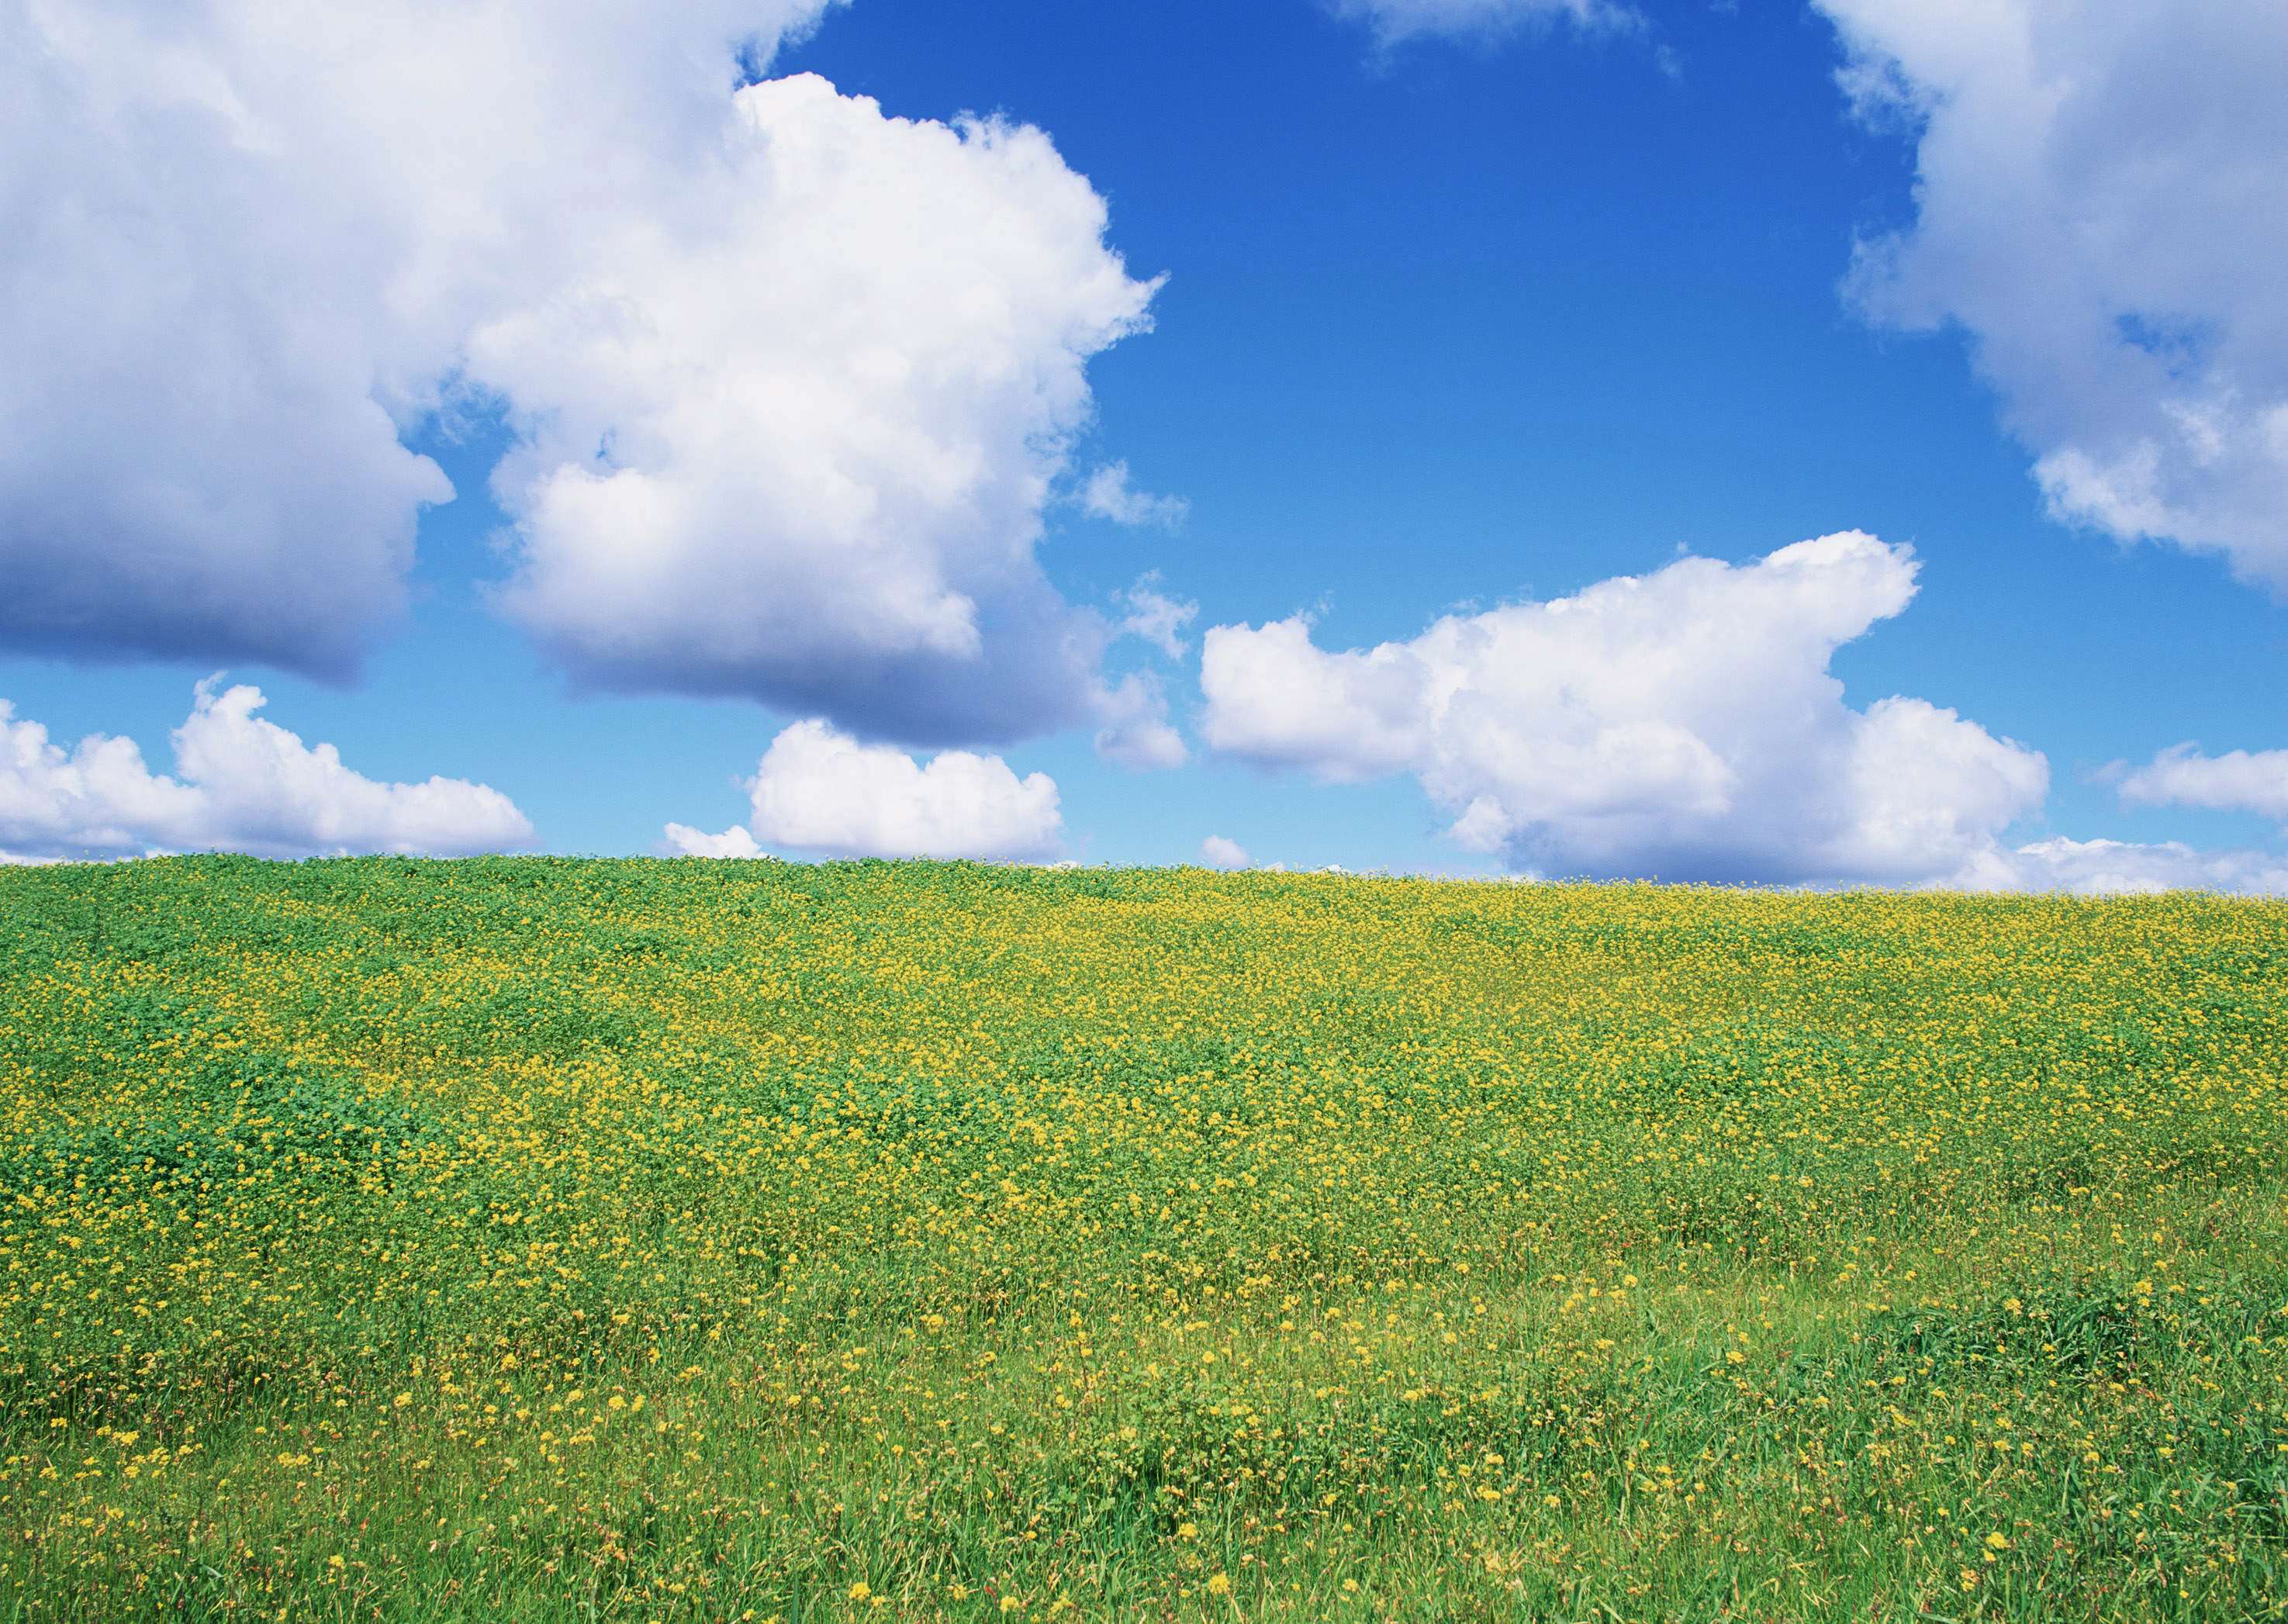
2;856;2286;1621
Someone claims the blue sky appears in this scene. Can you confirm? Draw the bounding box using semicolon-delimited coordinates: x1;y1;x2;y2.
5;0;2286;888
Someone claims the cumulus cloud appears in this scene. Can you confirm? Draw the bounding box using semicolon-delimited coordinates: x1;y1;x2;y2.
665;720;1062;861
5;8;1160;744
1329;0;1629;47
0;0;834;675
2116;744;2288;824
1201;533;2054;886
1198;834;1251;870
1820;0;2288;585
0;681;533;862
485;76;1162;742
1080;463;1188;530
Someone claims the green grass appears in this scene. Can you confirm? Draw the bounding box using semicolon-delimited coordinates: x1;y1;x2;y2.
2;855;2286;1620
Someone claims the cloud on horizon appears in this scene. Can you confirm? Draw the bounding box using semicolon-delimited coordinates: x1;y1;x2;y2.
1198;834;1251;869
0;682;533;862
665;719;1062;862
1204;534;2051;888
1201;529;2288;894
1964;836;2288;898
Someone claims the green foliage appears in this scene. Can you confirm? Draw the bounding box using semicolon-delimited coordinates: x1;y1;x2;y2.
1;855;2285;1620
1;1052;426;1204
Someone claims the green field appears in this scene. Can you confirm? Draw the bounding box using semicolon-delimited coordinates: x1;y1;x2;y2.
4;857;2287;1620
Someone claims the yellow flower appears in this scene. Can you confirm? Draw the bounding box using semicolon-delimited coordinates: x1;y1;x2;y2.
1206;1574;1232;1596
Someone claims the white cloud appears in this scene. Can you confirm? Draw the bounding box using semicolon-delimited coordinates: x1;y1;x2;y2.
1115;572;1199;658
1961;837;2288;898
486;76;1162;742
665;719;1062;861
2117;744;2288;824
1820;0;2288;586
0;0;838;675
659;822;764;860
1198;834;1251;869
1201;533;2053;886
1080;463;1188;530
1330;0;1629;47
0;681;533;862
5;9;1161;745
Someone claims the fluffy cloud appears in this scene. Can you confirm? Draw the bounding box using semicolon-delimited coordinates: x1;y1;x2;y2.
0;682;533;862
0;0;835;675
1080;463;1188;530
1201;533;2053;886
2117;744;2288;824
1198;834;1251;870
5;7;1160;744
484;75;1161;742
1330;0;1626;47
665;720;1062;861
1820;0;2288;585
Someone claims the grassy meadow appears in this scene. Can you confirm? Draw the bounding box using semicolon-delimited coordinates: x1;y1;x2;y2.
3;856;2287;1621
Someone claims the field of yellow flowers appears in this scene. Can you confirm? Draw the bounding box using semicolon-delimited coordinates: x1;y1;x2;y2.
3;856;2286;1621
